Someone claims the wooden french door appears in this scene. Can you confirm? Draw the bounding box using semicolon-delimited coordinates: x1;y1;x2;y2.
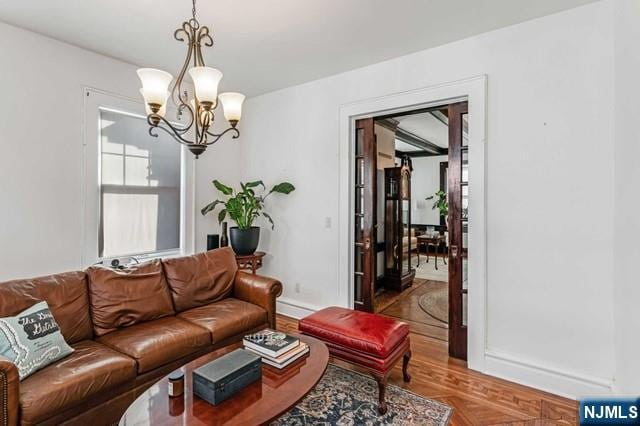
448;101;469;360
353;118;377;312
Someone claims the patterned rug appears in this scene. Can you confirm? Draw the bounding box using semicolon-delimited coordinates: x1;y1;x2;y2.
272;364;452;425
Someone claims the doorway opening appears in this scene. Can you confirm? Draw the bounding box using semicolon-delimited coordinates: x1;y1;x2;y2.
352;101;469;360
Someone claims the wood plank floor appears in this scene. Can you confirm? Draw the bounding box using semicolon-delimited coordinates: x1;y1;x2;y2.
377;278;449;342
277;314;578;425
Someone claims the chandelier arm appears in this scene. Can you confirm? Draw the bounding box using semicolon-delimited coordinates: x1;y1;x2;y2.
172;21;196;106
204;126;240;145
150;124;192;147
148;115;193;146
197;26;214;47
195;27;213;66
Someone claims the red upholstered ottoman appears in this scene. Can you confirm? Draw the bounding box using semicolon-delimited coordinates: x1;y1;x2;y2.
298;306;411;414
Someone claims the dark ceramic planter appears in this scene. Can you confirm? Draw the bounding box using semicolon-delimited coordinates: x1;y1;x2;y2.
229;226;260;255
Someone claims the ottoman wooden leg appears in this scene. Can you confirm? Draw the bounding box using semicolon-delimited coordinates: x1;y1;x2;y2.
375;375;388;415
402;350;412;382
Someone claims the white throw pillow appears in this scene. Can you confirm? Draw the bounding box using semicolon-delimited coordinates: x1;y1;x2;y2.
0;301;74;380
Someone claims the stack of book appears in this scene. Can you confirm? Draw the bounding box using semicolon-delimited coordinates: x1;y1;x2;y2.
243;329;309;369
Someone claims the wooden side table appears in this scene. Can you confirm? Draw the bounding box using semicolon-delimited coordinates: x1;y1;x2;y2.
416;235;447;270
235;251;266;274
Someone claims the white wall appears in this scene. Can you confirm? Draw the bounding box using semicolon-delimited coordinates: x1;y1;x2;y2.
613;0;640;395
411;155;447;225
193;119;242;253
238;2;617;397
0;22;238;280
0;23;142;280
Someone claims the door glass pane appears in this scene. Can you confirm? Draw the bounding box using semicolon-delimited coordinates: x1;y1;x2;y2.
462;113;468;146
354;127;364;306
462;149;468;183
462;112;468;327
355;274;362;304
355;221;363;251
462;293;468;327
463;257;468;290
402;199;410;272
462;184;469;224
355;246;363;272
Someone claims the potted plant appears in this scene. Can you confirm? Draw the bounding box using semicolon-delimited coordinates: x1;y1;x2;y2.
201;180;295;255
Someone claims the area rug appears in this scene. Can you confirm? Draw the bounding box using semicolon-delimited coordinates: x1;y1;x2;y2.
272;364;452;425
417;281;448;324
412;254;449;282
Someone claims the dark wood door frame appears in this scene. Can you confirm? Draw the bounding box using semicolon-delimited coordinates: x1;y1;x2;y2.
447;101;468;360
354;118;376;312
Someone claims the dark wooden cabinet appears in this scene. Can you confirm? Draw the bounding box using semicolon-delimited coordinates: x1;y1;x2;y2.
383;161;415;292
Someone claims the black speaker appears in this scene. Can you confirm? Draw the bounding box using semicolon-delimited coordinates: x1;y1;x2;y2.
206;234;220;251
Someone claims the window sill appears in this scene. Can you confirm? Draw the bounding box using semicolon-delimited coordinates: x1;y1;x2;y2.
100;249;185;268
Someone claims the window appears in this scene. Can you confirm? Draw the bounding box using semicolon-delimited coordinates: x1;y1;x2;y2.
98;109;182;259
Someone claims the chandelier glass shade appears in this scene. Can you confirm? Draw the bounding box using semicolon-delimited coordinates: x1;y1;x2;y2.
137;0;244;158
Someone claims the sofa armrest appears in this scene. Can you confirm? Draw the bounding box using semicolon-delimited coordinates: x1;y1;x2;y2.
0;356;18;426
233;271;283;329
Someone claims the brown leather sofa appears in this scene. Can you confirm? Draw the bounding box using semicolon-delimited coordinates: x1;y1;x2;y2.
0;247;282;426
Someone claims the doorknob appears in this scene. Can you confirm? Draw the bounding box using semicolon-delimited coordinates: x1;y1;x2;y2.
450;245;459;258
364;239;371;250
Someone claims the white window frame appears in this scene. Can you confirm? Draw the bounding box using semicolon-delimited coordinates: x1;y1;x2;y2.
82;87;195;267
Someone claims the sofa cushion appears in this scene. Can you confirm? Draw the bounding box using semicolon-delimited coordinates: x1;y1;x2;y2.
162;247;238;312
97;317;210;373
19;340;136;424
87;260;175;337
0;301;75;380
0;271;92;344
178;298;268;343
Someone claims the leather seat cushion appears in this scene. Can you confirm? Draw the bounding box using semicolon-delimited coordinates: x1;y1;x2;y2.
87;260;175;337
0;271;93;344
178;298;268;343
97;317;210;373
19;340;136;424
299;306;409;358
162;247;238;312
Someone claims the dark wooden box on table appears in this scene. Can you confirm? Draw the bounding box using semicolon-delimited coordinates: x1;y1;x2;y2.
193;348;262;405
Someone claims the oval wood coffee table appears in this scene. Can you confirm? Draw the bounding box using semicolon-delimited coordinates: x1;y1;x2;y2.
119;334;328;426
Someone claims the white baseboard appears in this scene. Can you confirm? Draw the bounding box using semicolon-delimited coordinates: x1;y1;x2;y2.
484;350;614;399
275;298;613;399
276;297;321;319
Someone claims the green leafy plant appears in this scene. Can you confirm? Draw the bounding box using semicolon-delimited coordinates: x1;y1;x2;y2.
426;190;448;218
201;180;295;230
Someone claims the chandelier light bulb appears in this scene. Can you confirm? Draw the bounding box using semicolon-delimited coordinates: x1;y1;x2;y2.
137;68;173;107
218;92;245;125
189;66;223;108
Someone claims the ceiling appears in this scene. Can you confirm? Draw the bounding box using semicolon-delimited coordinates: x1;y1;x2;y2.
396;112;448;149
0;0;596;97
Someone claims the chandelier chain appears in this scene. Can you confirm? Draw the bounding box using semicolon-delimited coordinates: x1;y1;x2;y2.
192;0;197;22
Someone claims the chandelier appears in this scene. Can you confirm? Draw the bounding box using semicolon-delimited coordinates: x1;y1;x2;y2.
136;0;245;158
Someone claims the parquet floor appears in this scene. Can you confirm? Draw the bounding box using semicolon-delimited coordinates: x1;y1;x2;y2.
277;314;578;425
